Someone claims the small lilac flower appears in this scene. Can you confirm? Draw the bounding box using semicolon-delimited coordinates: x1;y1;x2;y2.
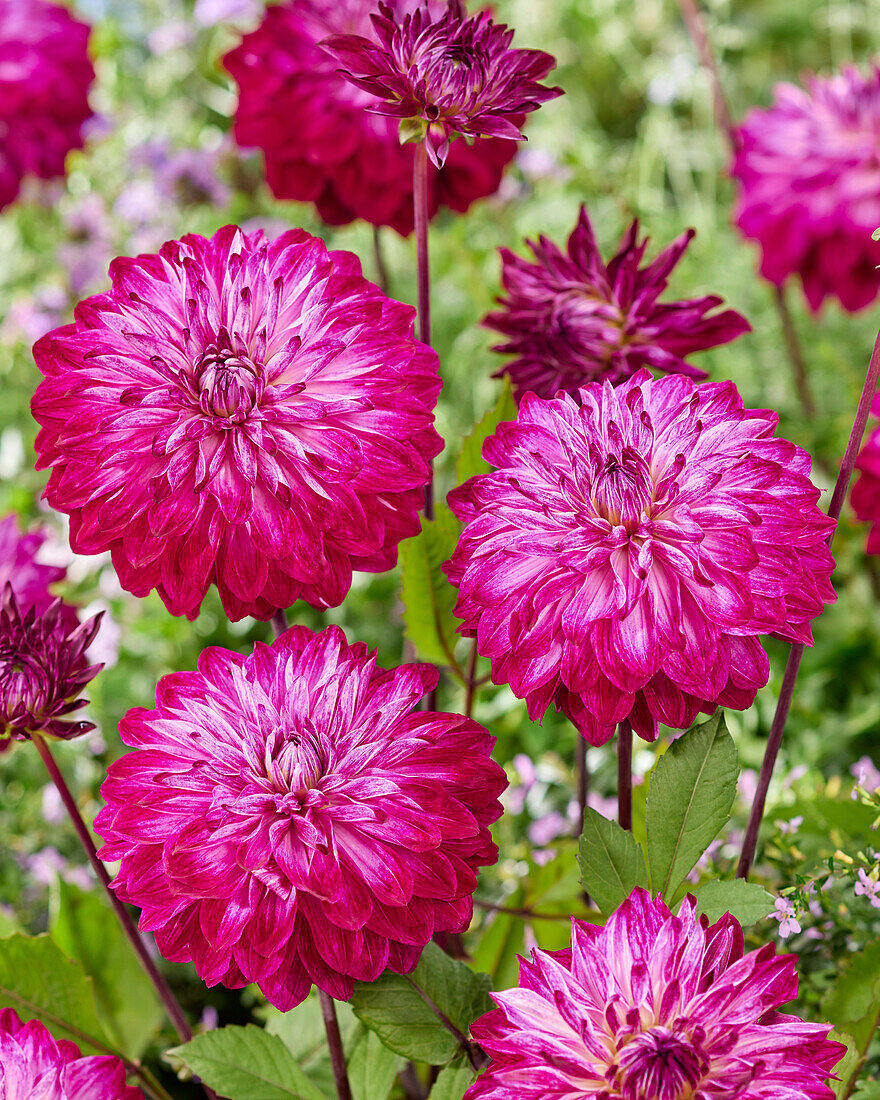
851;754;880;794
195;0;261;25
323;0;562;168
777;815;804;836
773;897;801;939
527;811;567;847
854;868;880;909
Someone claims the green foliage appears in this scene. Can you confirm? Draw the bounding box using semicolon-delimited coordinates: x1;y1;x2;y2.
578;807;648;915
831;1032;863;1100
168;1025;330;1100
823;942;880;1055
428;1057;478;1100
399;505;462;669
689;879;774;926
0;934;112;1054
454;377;517;485
350;942;492;1064
347;1026;402;1100
645;713;739;898
50;880;162;1058
264;992;358;1100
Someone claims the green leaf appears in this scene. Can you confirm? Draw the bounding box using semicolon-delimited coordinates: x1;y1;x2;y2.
471;908;524;992
645;712;738;899
0;907;20;938
689;879;774;926
399;505;462;667
168;1025;331;1100
829;1031;861;1099
578;807;648;915
0;933;112;1054
455;378;517;485
350;942;493;1065
50;880;162;1058
264;993;360;1100
347;1025;402;1100
822;941;880;1053
428;1057;477;1100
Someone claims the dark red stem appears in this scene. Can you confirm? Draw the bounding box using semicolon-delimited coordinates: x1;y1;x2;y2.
675;0;739;150
617;721;633;832
319;990;354;1100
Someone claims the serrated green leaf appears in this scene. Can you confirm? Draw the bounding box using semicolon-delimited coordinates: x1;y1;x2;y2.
455;378;517;485
428;1057;477;1100
168;1025;330;1100
350;942;493;1064
0;933;112;1054
578;807;648;915
645;712;738;899
822;941;880;1053
689;878;774;925
51;880;162;1058
399;505;462;667
347;1025;402;1100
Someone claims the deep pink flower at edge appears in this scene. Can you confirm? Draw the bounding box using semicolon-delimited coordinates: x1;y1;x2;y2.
0;1008;143;1099
465;889;845;1100
732;64;880;312
445;371;836;746
96;624;506;1009
0;0;95;210
484;206;751;402
0;585;102;744
851;394;880;552
31;225;442;622
224;0;520;235
0;512;76;625
323;0;562;168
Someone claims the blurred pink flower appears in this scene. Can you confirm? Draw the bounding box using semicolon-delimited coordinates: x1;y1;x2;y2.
772;897;802;939
97;625;505;1008
466;889;843;1100
854;868;880;909
733;65;880;311
32;225;441;621
445;372;836;745
0;0;94;210
484;207;750;402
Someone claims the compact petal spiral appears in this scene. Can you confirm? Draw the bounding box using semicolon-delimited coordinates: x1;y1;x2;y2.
465;890;845;1100
32;225;443;621
0;0;94;210
224;0;519;235
445;371;836;745
95;624;506;1009
733;64;880;312
484;207;750;402
323;0;562;168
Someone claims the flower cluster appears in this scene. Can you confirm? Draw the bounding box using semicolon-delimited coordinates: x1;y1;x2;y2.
445;371;836;744
484;207;750;402
0;0;95;210
323;0;562;167
0;1008;143;1100
96;625;506;1009
733;64;880;312
224;0;520;236
465;889;845;1100
31;225;442;622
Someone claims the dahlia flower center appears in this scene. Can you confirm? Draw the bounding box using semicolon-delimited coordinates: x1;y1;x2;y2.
0;650;51;722
195;336;262;422
591;446;654;525
263;725;326;798
616;1028;707;1100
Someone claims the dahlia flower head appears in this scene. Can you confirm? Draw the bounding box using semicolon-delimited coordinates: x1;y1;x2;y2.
0;0;94;211
445;371;836;745
0;512;69;619
850;394;880;553
224;0;521;235
32;225;442;622
0;1008;143;1100
96;624;506;1009
0;585;102;743
323;0;562;168
466;889;845;1100
732;64;880;312
484;207;751;403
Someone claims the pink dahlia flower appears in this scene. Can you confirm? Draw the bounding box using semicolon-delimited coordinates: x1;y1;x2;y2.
323;0;562;168
0;1008;143;1100
96;625;506;1009
484;207;750;402
0;0;95;211
0;512;67;617
733;65;880;312
0;585;102;743
224;1;520;235
466;889;845;1100
445;371;836;745
851;396;880;552
32;225;442;622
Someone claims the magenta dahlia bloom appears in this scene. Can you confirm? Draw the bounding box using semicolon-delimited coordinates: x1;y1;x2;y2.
32;225;442;622
484;207;750;402
0;585;102;743
0;1008;143;1100
466;889;845;1100
0;0;95;211
0;513;66;616
224;0;520;236
445;371;836;745
96;625;505;1009
733;65;880;312
851;396;880;553
323;0;562;168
